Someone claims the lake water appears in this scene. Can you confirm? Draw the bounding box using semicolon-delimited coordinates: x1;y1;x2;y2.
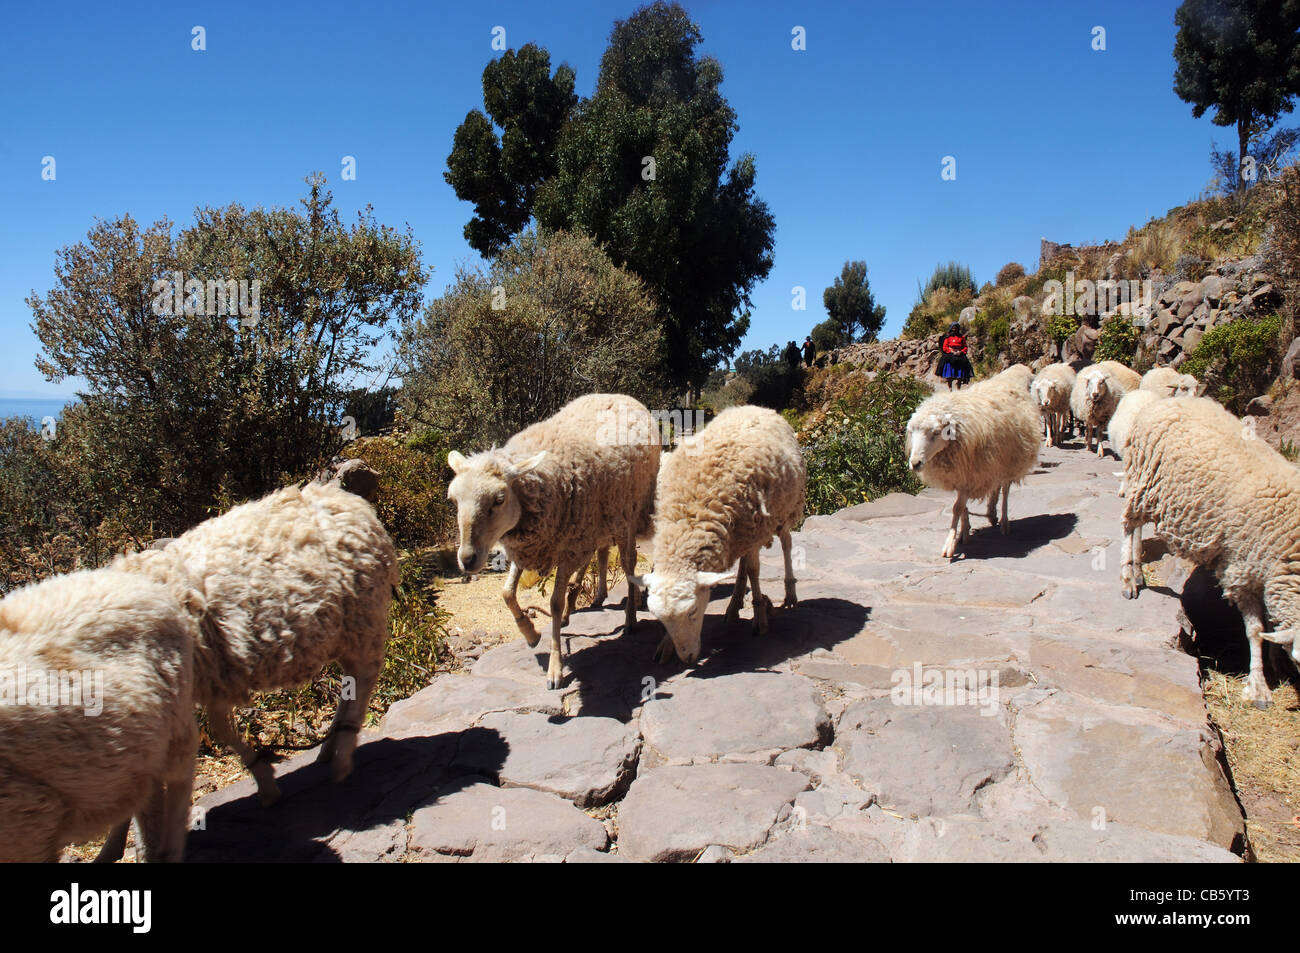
0;398;77;425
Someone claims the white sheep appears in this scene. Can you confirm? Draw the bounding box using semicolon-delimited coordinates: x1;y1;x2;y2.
118;481;399;806
447;393;660;690
1031;363;1077;448
1106;389;1163;494
633;405;805;665
0;568;197;862
906;376;1041;558
1140;366;1198;398
1070;362;1140;457
987;363;1035;397
1121;396;1298;706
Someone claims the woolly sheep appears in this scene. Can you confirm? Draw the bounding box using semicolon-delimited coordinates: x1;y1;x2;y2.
906;375;1041;558
1031;363;1077;448
1121;396;1299;706
118;481;399;806
988;363;1035;397
1140;366;1198;398
447;393;659;690
634;405;805;664
1070;362;1139;457
1107;389;1162;465
0;568;197;862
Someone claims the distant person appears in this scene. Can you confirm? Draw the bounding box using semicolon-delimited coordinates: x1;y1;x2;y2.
802;336;815;367
938;322;972;390
784;340;801;368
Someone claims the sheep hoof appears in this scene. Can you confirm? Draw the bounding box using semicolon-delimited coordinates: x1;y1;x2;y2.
546;676;563;691
591;594;606;609
781;596;798;610
519;621;542;648
1252;698;1271;711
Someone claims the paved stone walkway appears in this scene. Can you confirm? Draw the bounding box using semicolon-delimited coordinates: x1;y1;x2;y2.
187;444;1245;862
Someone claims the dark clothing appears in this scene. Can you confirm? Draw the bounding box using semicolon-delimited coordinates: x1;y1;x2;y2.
802;341;815;366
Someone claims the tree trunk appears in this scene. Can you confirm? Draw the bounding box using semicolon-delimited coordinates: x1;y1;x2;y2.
1238;118;1251;193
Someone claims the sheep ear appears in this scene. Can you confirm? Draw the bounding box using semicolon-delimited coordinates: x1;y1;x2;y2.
447;450;467;474
696;570;732;589
509;450;546;476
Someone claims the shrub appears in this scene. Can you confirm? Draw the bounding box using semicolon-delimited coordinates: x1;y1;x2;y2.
1182;313;1283;414
996;262;1026;286
901;285;973;340
731;345;805;410
1094;316;1141;365
918;261;977;304
1047;312;1082;344
338;434;456;551
799;371;929;514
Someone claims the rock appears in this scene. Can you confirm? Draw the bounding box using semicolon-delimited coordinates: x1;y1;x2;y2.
1282;338;1300;379
617;764;809;862
696;845;734;863
1201;275;1225;305
1246;395;1274;416
381;674;562;739
408;780;608;862
640;672;830;764
454;711;640;806
1179;566;1248;673
1182;327;1204;354
959;306;978;328
836;699;1015;817
735;824;891;863
564;846;627;863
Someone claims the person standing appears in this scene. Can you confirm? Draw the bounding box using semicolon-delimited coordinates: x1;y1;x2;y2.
938;322;972;389
802;336;815;367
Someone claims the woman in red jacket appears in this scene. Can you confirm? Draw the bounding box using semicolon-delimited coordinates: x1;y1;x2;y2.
938;322;972;389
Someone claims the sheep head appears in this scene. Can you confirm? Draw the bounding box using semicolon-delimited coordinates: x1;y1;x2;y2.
446;448;546;573
1084;373;1110;413
634;567;731;663
1175;375;1198;398
906;410;959;473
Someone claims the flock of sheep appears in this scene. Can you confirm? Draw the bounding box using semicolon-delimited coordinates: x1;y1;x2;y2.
904;356;1300;713
3;348;1296;862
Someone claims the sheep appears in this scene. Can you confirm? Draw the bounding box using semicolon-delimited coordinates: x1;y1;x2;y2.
633;405;805;665
0;568;197;862
1140;366;1198;398
117;481;399;806
1120;396;1299;707
447;393;660;690
1106;389;1163;485
1070;362;1139;457
1031;363;1077;448
906;376;1041;558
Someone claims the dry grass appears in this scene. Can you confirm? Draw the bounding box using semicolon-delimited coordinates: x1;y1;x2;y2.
1204;669;1300;862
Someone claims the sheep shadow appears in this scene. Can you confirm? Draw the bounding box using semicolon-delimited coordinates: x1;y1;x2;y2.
183;727;508;862
550;593;872;717
949;511;1079;561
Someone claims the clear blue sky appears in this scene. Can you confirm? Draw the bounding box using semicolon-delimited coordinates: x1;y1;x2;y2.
0;0;1243;397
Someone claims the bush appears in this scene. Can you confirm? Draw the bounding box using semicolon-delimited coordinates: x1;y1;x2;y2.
996;262;1026;286
799;371;930;514
399;228;666;450
901;285;973;340
1094;316;1141;365
918;261;977;304
1047;312;1082;344
338;434;456;551
1182;313;1283;413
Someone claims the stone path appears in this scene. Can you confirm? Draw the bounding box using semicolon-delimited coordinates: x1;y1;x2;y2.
186;443;1245;862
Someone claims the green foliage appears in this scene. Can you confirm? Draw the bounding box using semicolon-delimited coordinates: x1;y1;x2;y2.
444;44;577;256
338;435;456;550
798;371;929;514
1181;313;1283;412
822;260;886;344
1173;0;1300;190
901;285;973;340
1094;316;1142;365
810;317;848;353
730;344;804;409
24;176;426;543
399;228;666;450
1047;311;1082;344
530;2;775;395
917;260;977;305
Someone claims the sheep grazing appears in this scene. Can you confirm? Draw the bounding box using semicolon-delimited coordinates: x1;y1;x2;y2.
447;393;660;690
906;376;1041;558
1140;366;1198;398
1031;363;1077;448
0;569;197;862
1121;396;1300;707
634;405;805;665
1070;362;1139;457
118;481;399;806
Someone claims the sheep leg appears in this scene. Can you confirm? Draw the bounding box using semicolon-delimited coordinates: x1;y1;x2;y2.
546;559;579;690
724;558;749;624
134;782;167;863
319;658;380;782
502;561;541;647
985;493;997;525
94;821;130;863
592;547;609;608
563;570;581;626
747;550;771;636
999;482;1010;535
619;534;639;633
1120;519;1143;600
942;492;969;558
209;702;281;806
779;527;798;608
1239;598;1274;709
